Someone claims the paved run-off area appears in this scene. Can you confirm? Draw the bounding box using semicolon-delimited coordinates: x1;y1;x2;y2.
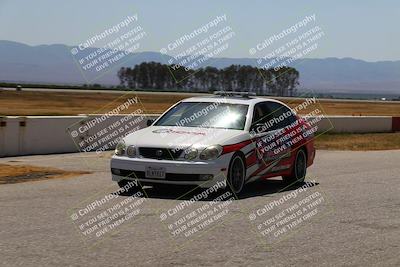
0;150;399;266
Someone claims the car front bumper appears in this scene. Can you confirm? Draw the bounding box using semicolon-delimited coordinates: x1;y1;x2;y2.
110;155;231;188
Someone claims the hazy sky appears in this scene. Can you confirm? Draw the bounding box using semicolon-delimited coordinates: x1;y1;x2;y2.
0;0;398;61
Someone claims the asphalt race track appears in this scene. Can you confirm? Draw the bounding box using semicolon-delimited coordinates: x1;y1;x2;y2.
1;150;399;266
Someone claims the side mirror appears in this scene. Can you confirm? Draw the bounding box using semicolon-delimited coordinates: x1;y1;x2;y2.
146;119;154;126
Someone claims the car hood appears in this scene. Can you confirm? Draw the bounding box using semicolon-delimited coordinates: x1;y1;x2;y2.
123;126;249;149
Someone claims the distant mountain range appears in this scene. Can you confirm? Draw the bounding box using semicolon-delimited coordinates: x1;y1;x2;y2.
0;40;399;94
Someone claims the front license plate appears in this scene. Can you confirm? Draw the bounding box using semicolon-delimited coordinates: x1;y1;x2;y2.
145;166;166;179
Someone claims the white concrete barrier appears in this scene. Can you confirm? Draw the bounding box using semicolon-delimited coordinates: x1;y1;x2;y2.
0;115;397;157
0;115;158;157
0;116;85;157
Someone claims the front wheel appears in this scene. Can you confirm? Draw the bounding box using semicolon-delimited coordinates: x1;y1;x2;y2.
283;149;307;184
227;154;246;195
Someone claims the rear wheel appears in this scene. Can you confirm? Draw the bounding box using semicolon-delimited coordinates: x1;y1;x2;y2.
283;149;307;184
227;154;246;195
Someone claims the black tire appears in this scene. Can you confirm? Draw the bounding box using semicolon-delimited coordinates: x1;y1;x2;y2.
283;149;307;184
227;153;246;195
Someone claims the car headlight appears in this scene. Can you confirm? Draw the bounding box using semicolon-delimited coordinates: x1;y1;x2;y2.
126;145;136;157
184;148;198;160
114;140;126;156
200;145;223;160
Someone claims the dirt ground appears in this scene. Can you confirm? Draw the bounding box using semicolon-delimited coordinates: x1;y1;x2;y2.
0;163;90;184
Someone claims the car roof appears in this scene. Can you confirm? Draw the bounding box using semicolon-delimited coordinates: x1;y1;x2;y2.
181;95;286;106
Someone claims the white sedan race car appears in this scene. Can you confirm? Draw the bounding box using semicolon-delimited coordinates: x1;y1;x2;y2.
110;92;315;194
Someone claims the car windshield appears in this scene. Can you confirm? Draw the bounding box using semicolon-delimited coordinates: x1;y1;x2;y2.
154;102;249;130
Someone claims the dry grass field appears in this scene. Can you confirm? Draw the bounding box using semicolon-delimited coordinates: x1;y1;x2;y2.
1;90;400;116
315;133;400;150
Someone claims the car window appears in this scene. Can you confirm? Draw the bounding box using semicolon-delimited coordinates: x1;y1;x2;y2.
251;101;297;132
251;102;270;125
267;102;297;129
154;102;249;130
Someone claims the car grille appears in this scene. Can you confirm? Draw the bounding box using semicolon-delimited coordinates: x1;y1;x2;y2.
139;147;183;160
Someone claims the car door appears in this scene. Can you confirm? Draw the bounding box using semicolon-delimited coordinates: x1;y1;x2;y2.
250;101;297;175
